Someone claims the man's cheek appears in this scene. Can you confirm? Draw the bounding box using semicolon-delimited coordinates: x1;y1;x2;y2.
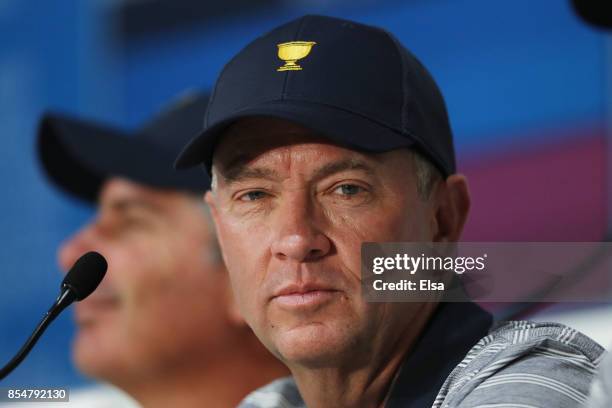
219;221;259;255
232;280;260;329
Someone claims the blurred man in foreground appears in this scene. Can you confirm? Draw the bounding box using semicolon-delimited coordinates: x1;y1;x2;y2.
37;92;287;407
176;16;604;407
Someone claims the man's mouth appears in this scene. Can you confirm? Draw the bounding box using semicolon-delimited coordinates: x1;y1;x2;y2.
271;283;339;309
74;292;120;327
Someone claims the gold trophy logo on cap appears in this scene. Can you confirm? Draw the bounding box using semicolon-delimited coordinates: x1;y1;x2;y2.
277;41;316;71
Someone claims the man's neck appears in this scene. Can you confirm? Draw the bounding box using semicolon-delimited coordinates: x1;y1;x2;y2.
291;302;438;408
119;339;288;408
129;366;242;408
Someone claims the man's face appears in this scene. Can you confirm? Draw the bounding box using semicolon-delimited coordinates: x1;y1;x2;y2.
58;178;233;382
206;117;441;368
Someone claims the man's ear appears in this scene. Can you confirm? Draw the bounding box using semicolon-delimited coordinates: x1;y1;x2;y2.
204;190;218;221
432;174;471;242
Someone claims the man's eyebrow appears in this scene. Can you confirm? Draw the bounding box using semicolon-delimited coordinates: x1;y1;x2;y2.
104;197;162;214
311;158;375;182
221;165;281;184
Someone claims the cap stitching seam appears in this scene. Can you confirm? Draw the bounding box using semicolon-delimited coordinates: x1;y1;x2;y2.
281;16;308;100
384;30;408;135
383;31;451;175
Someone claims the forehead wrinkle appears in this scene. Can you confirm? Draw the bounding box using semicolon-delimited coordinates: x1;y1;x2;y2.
99;178;173;213
215;118;329;166
219;144;305;184
219;142;386;187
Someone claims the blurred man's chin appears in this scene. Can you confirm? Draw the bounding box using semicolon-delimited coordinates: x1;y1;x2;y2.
72;327;120;379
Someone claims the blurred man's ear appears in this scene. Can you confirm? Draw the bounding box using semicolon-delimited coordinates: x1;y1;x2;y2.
204;189;248;327
204;189;229;265
432;174;471;242
204;190;217;220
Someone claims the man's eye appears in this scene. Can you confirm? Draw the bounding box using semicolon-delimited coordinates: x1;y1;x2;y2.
121;216;149;229
239;191;268;201
100;216;148;237
333;184;363;196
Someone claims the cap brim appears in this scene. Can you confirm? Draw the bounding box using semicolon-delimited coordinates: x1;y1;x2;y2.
38;113;209;203
175;100;419;171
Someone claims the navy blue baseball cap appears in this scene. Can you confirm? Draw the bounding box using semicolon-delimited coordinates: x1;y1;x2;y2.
38;91;210;203
175;15;456;178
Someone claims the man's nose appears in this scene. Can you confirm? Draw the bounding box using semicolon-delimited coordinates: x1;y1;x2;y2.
57;223;100;273
270;194;331;263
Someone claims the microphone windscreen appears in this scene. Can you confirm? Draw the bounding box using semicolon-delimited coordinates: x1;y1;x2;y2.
571;0;612;29
62;251;107;300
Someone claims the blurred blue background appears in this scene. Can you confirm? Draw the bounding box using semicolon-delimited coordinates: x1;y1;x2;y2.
0;0;610;389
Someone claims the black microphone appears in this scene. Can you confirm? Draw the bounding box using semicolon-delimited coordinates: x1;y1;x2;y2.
0;251;107;380
571;0;612;29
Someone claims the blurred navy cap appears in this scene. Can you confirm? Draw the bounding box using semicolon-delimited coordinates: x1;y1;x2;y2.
38;91;210;203
175;15;455;178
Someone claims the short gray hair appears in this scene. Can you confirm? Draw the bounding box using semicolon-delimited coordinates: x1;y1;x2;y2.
411;149;442;201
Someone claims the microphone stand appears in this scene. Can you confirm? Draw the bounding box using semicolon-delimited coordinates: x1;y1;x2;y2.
0;287;76;381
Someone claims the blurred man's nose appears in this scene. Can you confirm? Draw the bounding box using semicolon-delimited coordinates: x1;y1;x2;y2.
57;223;99;273
270;193;331;263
